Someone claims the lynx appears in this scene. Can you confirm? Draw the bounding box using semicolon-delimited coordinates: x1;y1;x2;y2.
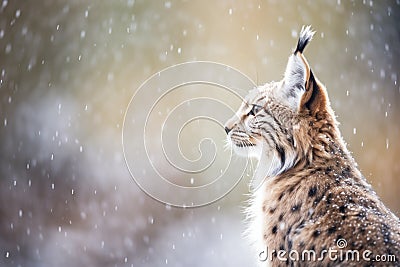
225;26;400;266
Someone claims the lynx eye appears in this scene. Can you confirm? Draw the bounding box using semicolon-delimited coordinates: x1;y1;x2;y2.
248;104;263;116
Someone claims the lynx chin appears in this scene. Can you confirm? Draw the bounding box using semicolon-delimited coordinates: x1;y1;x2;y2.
225;26;400;266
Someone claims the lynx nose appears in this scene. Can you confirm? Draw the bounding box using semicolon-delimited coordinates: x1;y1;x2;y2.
224;127;232;134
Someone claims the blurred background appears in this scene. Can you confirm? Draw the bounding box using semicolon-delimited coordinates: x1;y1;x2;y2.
0;1;399;266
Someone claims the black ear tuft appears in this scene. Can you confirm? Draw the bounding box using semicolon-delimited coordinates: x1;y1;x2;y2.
294;25;315;54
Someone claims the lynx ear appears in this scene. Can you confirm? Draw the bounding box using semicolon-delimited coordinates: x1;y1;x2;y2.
282;26;328;115
300;70;329;115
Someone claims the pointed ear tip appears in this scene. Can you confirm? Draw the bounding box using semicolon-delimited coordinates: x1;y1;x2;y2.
300;25;316;36
283;54;308;87
295;26;316;54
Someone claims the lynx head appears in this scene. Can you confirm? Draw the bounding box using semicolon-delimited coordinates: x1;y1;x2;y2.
225;26;334;177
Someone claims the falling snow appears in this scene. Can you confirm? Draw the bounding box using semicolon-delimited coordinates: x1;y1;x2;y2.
0;1;399;267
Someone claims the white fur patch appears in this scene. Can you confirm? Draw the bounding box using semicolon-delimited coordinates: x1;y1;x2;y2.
281;54;307;110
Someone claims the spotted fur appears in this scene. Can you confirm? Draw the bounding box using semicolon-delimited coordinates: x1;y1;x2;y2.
225;26;400;266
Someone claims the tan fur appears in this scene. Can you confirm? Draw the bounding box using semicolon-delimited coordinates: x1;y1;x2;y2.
225;27;400;266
